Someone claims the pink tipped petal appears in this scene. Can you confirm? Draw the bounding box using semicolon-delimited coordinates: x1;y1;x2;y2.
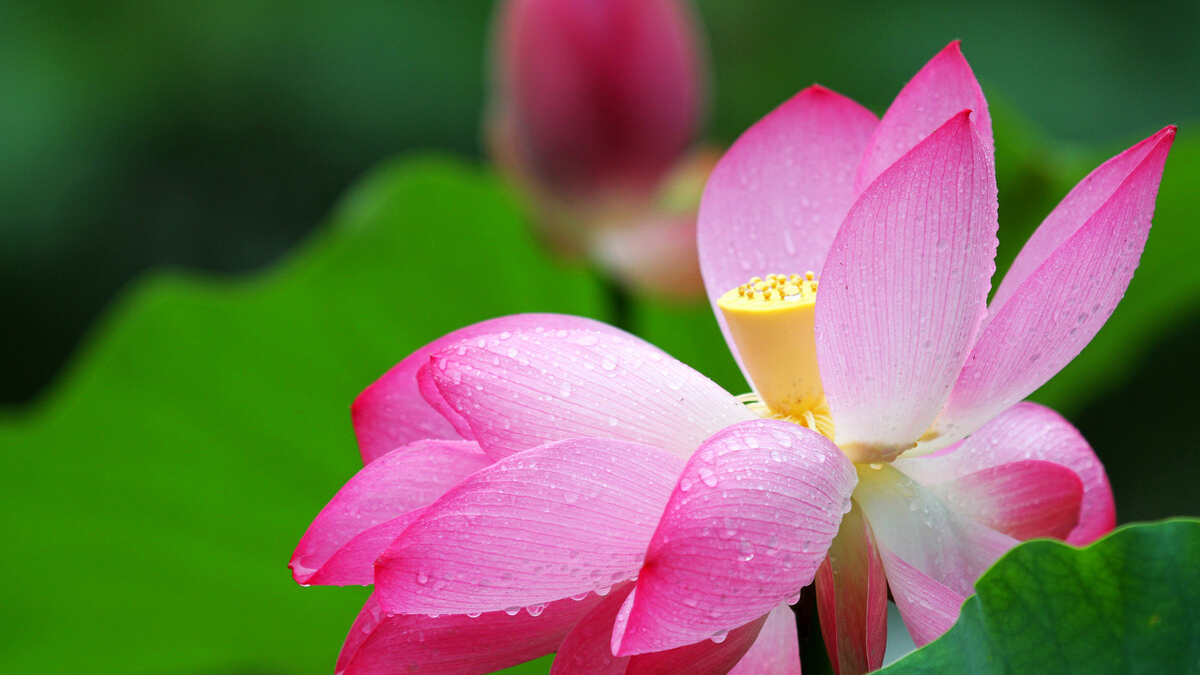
934;128;1175;444
338;593;604;675
613;419;856;655
989;126;1178;316
290;440;490;586
495;0;704;200
697;85;878;363
429;327;755;461
375;437;684;616
897;402;1114;545
726;605;802;675
855;41;992;193
304;508;426;587
817;112;998;457
352;314;609;463
924;460;1083;541
815;503;888;675
855;465;1017;645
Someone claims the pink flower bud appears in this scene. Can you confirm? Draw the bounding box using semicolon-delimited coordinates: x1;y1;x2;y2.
487;0;706;206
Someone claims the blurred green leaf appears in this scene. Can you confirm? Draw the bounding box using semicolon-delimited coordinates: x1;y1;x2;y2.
1032;130;1199;414
0;156;603;675
879;519;1200;674
632;299;746;397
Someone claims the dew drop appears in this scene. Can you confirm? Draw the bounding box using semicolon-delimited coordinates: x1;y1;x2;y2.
737;539;755;562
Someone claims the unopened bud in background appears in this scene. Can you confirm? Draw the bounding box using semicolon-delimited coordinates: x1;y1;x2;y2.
486;0;711;299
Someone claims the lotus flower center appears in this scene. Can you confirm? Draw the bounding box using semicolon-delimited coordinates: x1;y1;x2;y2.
717;272;834;440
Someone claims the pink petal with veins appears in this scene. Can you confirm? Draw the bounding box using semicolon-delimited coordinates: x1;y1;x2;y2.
874;549;965;647
352;314;612;463
337;592;604;675
817;111;997;457
428;326;754;461
726;605;802;675
856;465;1017;645
551;588;795;675
697;85;877;367
924;460;1083;541
290;440;490;585
898;402;1113;545
935;127;1175;443
613;419;856;655
815;502;887;675
375;437;684;616
989;126;1177;316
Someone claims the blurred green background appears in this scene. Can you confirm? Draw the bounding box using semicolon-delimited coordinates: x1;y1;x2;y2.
1;1;1196;674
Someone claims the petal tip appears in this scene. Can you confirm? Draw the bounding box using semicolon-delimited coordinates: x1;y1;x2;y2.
288;558;314;586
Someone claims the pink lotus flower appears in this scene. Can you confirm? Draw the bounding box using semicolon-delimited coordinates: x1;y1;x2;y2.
697;41;1174;673
485;0;711;298
292;41;1174;675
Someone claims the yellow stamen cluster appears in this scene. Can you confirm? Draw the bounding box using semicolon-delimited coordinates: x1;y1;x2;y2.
731;272;818;303
736;392;835;441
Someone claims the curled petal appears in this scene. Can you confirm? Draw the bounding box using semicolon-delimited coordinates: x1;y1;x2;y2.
815;502;888;675
855;41;992;193
817;111;998;459
855;465;1017;645
290;440;490;586
613;419;856;655
428;326;754;461
375;437;684;616
338;593;603;675
697;85;878;366
934;127;1175;444
352;314;607;463
898;402;1114;545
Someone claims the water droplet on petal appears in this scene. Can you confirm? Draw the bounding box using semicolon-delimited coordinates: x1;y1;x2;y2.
737;539;755;562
